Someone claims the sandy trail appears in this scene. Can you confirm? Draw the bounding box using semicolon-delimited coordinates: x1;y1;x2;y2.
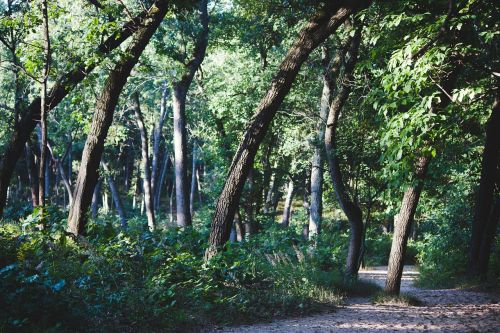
205;266;500;332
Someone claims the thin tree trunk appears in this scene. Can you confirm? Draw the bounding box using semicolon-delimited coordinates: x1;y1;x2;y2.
385;156;430;294
309;45;332;240
155;150;170;210
38;0;50;208
469;95;500;277
133;92;156;231
0;2;162;217
280;178;295;227
244;167;257;236
101;161;127;228
324;26;363;279
190;143;198;216
91;180;101;219
171;0;208;227
205;2;370;260
152;85;169;210
67;2;169;235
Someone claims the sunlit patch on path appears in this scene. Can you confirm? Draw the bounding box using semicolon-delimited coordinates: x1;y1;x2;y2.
206;266;500;332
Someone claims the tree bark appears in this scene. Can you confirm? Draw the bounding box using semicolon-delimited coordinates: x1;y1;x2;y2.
171;0;208;227
190;143;198;216
133;92;156;231
324;26;363;278
155;150;171;210
67;1;169;235
0;1;169;218
385;156;430;294
101;161;127;228
205;2;370;260
468;95;500;277
280;178;295;227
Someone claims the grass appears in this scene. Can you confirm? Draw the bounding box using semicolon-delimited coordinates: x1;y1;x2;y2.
371;291;422;306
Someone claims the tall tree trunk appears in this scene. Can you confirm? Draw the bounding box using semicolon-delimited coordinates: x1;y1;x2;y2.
67;2;169;235
38;0;50;208
468;95;500;277
171;0;208;227
152;85;169;211
133;92;156;231
205;2;370;260
324;26;363;279
309;45;333;240
244;167;257;236
280;178;295;227
91;180;101;219
101;161;127;228
0;2;164;217
477;196;500;277
385;156;430;294
264;161;279;214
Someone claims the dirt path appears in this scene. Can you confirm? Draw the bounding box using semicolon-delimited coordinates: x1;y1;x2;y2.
205;266;500;332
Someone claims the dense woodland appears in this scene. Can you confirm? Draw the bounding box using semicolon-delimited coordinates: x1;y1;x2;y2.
0;0;498;331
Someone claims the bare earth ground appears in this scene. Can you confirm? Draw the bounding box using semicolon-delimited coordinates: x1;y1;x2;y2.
204;266;500;332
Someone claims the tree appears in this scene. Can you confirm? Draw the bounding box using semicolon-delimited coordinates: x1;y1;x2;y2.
67;0;170;235
170;0;209;227
133;92;156;231
205;1;372;260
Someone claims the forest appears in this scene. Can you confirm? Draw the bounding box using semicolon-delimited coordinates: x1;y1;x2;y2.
0;0;498;332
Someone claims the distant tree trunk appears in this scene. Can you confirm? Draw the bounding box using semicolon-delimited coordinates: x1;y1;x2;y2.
67;2;169;235
67;133;72;186
243;167;258;236
25;141;39;207
324;26;363;279
155;151;170;210
205;2;370;260
385;156;430;294
101;161;127;228
264;161;278;214
0;2;167;217
133;92;156;231
152;85;169;211
280;178;295;227
91;180;101;219
38;0;50;208
169;169;175;224
171;0;208;227
309;45;333;240
190;143;198;216
468;95;500;277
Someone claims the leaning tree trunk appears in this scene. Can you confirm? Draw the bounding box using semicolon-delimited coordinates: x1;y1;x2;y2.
0;3;164;217
280;178;295;227
385;65;460;294
205;1;371;260
101;161;127;228
468;95;500;277
385;156;430;294
67;1;169;235
133;92;156;231
171;0;208;227
190;143;198;216
324;26;363;279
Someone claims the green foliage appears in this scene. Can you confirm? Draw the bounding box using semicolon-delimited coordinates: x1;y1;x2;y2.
0;211;347;332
